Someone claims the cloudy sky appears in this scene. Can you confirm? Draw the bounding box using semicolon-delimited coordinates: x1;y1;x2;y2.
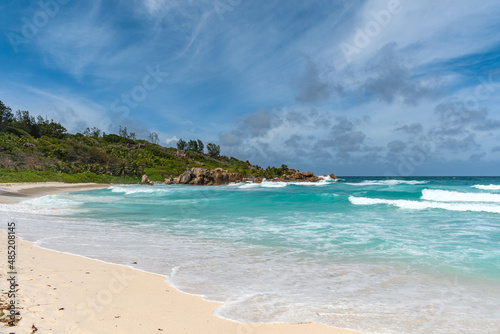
2;0;500;176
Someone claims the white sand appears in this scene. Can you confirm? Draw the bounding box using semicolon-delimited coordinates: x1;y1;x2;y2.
0;183;362;334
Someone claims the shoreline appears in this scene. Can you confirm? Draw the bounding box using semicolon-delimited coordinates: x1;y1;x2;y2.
0;182;362;334
0;182;112;204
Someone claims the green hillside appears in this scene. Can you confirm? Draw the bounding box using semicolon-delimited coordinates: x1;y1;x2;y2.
0;100;290;183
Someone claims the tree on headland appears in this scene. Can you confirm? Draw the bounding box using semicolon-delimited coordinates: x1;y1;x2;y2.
280;164;288;174
83;127;102;138
207;143;220;157
186;139;204;152
118;125;128;138
148;132;159;145
117;126;136;140
35;116;67;139
187;139;198;151
177;138;187;150
1;108;66;139
13;110;37;135
197;139;204;153
0;100;13;132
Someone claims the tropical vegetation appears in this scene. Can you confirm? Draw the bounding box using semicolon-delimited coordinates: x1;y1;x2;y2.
0;100;290;183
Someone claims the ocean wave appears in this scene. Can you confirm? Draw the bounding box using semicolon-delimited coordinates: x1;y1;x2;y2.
234;179;331;189
318;175;338;182
348;196;500;214
237;182;261;189
473;184;500;191
345;180;429;186
109;186;171;195
25;195;83;207
422;189;500;203
261;182;288;188
0;195;82;215
289;181;329;186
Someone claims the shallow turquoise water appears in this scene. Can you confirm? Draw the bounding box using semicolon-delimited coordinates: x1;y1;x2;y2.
3;177;500;333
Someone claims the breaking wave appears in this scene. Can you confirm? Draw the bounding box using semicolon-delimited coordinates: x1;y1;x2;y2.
473;184;500;191
109;185;171;195
345;180;429;186
421;189;500;203
349;196;500;214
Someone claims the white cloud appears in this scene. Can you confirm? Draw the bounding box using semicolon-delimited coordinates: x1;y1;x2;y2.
165;136;179;145
33;2;116;79
333;0;500;69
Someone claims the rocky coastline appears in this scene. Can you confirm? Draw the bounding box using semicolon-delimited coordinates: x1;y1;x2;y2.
138;168;338;186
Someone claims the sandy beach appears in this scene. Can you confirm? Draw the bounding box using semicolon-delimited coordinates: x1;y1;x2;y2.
0;183;361;334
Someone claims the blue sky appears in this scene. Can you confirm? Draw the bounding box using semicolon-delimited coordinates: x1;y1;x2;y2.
2;0;500;176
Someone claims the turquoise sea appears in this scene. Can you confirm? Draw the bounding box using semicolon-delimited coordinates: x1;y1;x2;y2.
3;177;500;333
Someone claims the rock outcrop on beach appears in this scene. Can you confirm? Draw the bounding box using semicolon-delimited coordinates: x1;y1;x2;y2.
164;168;243;185
139;174;153;185
272;170;321;183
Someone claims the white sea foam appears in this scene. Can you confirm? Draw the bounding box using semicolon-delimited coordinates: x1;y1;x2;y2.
349;196;500;213
236;179;330;189
25;195;83;207
290;177;332;186
0;194;85;215
261;182;288;188
345;180;429;186
226;182;242;187
238;182;261;189
109;186;170;195
318;175;338;182
422;189;500;203
473;184;500;191
0;203;73;215
290;181;329;186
